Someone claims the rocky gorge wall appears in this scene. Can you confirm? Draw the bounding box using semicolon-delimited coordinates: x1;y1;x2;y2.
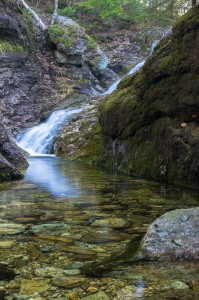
98;5;199;188
0;0;117;180
0;0;118;136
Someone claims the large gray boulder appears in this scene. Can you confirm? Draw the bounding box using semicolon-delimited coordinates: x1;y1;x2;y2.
141;208;199;260
48;16;118;87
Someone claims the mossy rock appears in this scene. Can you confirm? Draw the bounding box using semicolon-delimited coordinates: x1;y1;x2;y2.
48;23;87;55
54;106;104;165
98;5;199;187
0;40;24;55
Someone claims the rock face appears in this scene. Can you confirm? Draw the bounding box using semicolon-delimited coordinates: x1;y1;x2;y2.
141;208;199;260
98;5;199;187
0;1;117;136
0;0;118;181
48;16;118;86
0;0;59;134
0;121;27;181
54;104;104;163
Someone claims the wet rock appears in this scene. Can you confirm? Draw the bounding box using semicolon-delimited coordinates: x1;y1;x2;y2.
31;223;70;235
155;280;189;291
0;241;15;249
34;267;64;278
65;262;84;270
81;231;131;243
61;232;82;241
63;269;81;276
19;278;51;295
40;211;65;221
141;208;199;260
52;276;86;288
82;291;109;300
114;286;137;300
14;217;40;224
32;234;73;244
5;203;43;219
54;105;104;164
87;286;98;294
91;218;130;229
61;246;97;260
0;264;15;281
0;223;26;235
26;243;50;263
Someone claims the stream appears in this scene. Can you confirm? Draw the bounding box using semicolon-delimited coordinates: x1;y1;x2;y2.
0;41;199;299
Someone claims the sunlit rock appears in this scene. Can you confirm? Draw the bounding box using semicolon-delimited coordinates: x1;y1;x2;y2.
31;223;70;235
91;217;130;229
141;208;199;260
82;291;110;300
0;223;26;235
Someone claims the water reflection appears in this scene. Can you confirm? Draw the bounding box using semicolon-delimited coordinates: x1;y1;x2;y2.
0;158;198;298
25;156;82;198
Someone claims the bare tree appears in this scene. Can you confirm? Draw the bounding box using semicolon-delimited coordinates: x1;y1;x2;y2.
51;0;59;23
17;0;46;30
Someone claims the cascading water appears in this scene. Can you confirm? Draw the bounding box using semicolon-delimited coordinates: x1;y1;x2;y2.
17;107;83;156
17;40;159;156
103;40;159;95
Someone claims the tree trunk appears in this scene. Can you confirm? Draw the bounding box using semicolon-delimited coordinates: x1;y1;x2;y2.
51;0;59;23
192;0;196;6
18;0;46;30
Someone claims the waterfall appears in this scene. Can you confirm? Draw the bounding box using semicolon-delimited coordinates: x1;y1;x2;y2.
104;40;159;95
17;107;83;156
16;40;159;157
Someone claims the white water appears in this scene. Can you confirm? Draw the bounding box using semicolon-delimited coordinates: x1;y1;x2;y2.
104;40;159;95
17;40;159;156
17;107;83;156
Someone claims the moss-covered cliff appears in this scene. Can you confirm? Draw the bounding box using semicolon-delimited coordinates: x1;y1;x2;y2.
99;5;199;187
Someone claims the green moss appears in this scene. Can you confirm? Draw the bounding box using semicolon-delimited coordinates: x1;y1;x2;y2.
159;48;181;72
0;41;24;54
48;25;65;38
102;89;126;112
85;34;97;48
82;123;104;164
48;24;81;49
20;8;36;51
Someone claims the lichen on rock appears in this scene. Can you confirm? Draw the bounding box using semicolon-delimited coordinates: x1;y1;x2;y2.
141;207;199;260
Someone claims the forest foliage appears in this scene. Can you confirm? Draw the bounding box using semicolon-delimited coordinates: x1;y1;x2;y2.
56;0;191;26
28;0;194;28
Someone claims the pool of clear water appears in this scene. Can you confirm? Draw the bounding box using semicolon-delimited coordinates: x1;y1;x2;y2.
0;157;199;299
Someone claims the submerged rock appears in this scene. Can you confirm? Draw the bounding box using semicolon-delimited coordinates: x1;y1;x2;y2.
19;278;51;295
52;276;86;288
141;208;199;260
0;223;26;235
91;217;130;229
82;292;110;300
31;223;70;235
